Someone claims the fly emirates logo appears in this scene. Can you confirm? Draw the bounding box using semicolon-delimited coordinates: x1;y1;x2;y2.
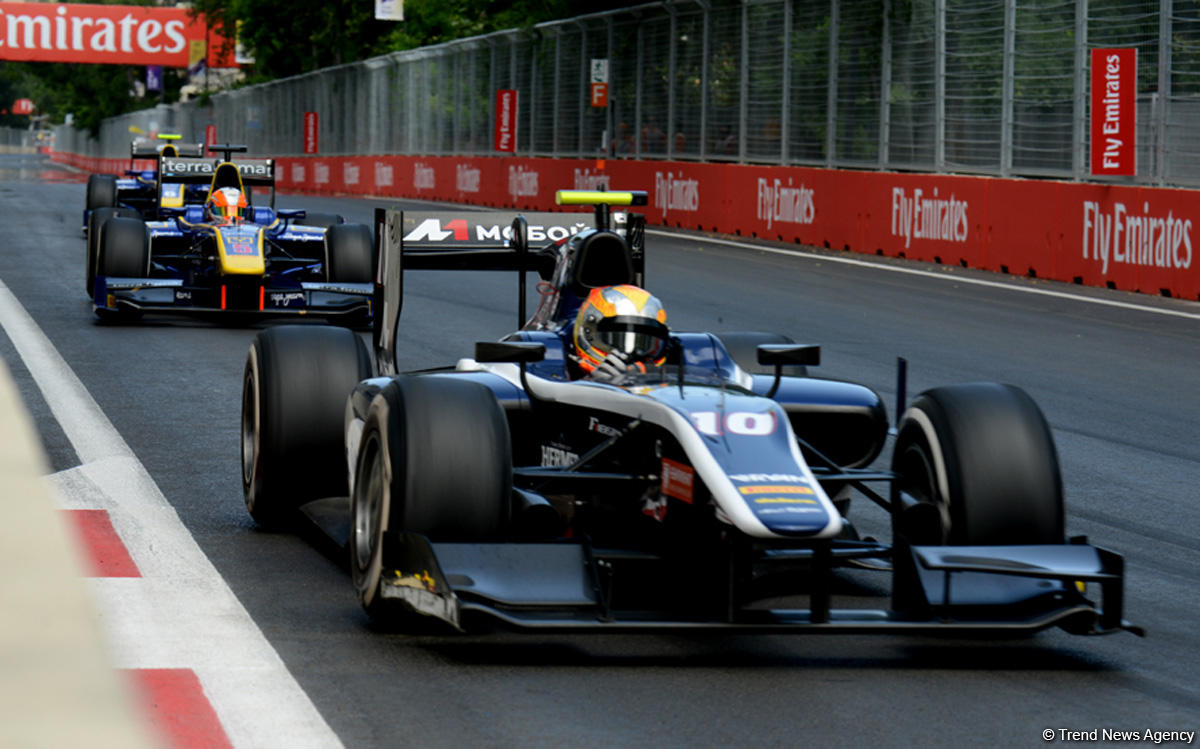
890;187;969;248
1082;201;1193;274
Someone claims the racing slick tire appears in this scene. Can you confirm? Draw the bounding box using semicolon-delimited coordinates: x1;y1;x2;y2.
296;212;342;229
94;217;149;321
351;376;511;622
326;223;375;283
891;382;1064;546
86;174;117;211
87;206;139;296
717;331;807;377
241;325;372;527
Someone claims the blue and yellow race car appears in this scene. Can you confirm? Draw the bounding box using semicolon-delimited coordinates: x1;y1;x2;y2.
90;145;373;324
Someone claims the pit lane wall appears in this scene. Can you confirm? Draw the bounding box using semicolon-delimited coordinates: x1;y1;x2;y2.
54;150;1200;301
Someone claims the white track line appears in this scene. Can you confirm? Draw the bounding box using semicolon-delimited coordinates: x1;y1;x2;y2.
651;229;1200;321
0;280;342;749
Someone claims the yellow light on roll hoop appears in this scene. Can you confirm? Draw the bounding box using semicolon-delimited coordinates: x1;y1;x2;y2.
556;190;647;206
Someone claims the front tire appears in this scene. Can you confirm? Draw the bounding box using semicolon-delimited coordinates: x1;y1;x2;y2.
891;382;1064;546
351;376;511;620
326;223;375;283
242;325;372;527
87;206;139;295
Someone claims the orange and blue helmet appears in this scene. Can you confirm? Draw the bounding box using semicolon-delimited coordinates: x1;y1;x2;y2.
206;186;247;223
572;284;668;372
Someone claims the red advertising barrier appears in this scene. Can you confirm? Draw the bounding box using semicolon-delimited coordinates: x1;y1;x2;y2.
52;148;1200;301
0;3;235;67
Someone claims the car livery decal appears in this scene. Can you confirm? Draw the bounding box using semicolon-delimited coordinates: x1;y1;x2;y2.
464;361;842;540
644;388;834;536
215;225;265;275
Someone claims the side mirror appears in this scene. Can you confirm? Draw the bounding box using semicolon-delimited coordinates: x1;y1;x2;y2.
757;344;819;398
756;343;820;367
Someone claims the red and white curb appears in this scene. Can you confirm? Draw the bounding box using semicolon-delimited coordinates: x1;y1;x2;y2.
0;280;342;749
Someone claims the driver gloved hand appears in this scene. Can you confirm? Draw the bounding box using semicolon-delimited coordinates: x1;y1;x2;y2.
592;349;632;382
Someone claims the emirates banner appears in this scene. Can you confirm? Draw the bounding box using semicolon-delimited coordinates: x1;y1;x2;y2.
1091;48;1137;177
0;3;235;67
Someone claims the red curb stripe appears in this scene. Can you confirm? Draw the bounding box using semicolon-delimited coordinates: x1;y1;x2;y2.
62;509;141;578
125;669;234;749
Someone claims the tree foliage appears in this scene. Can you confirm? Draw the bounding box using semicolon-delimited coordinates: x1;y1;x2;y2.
0;0;642;132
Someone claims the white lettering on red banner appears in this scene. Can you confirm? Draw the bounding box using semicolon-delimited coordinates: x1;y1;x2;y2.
0;3;232;67
374;162;393;188
1082;201;1192;275
494;89;517;153
303;111;318;155
1091;48;1137;177
343;163;359;186
507;165;538;198
456;164;480;193
573;168;611;191
757;178;815;230
890;187;969;248
413;163;435;190
654;171;699;217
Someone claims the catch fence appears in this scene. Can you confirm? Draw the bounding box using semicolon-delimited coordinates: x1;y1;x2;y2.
53;0;1200;188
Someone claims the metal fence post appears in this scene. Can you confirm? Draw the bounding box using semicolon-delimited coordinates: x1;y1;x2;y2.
1001;0;1015;177
1072;0;1088;180
825;0;838;167
879;0;892;169
935;0;945;172
1155;0;1171;185
780;0;791;165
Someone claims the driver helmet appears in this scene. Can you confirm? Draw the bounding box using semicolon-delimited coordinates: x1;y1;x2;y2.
206;186;247;223
572;284;668;373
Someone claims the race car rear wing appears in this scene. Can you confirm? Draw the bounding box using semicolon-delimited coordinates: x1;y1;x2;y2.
371;191;647;375
158;146;276;206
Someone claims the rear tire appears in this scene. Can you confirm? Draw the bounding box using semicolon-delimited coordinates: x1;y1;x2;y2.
326;223;375;283
351;376;511;620
891;382;1064;546
242;325;372;527
86;174;117;210
716;331;807;377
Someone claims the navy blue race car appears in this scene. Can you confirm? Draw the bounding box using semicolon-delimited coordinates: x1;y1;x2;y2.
90;145;373;323
239;190;1139;639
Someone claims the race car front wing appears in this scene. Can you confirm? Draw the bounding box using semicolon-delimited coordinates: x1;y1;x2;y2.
95;276;372;319
363;529;1142;637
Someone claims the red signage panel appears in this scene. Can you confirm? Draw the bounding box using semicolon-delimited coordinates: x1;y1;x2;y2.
590;83;608;108
0;3;235;67
494;89;517;153
205;125;217;148
303;111;319;154
1091;48;1137;177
